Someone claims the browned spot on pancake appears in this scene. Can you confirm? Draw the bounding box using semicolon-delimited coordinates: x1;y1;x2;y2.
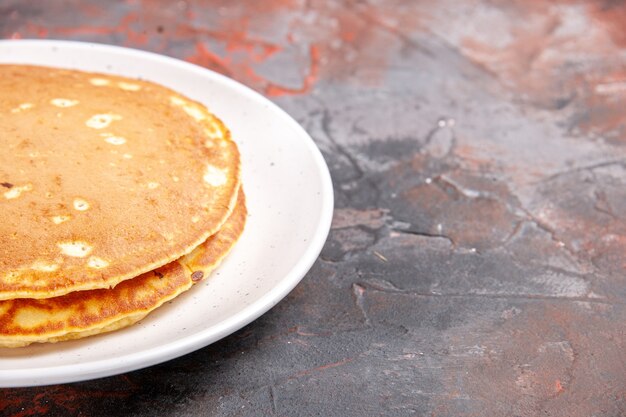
1;182;13;189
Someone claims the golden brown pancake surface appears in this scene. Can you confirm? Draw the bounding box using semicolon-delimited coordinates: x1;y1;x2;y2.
0;65;241;300
0;190;247;348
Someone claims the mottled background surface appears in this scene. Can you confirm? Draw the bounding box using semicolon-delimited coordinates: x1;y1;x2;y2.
1;1;626;416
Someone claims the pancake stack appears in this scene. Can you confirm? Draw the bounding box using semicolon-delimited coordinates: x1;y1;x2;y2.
0;65;246;347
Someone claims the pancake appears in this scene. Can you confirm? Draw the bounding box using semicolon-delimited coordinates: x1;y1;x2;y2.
0;190;246;348
0;65;241;300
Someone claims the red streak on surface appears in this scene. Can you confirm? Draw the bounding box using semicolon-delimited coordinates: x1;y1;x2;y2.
1;384;134;416
555;379;564;394
588;2;626;48
442;301;626;416
25;22;48;38
0;0;426;95
54;26;117;35
456;1;626;138
186;41;233;75
266;45;320;97
119;12;148;45
291;357;355;379
189;41;320;97
175;22;282;65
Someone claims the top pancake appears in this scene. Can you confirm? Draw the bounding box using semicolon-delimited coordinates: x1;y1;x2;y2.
0;65;240;300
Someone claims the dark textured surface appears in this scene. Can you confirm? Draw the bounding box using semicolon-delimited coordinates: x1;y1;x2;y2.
2;1;626;416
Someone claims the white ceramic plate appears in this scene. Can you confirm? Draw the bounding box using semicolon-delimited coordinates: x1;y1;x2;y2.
0;40;333;387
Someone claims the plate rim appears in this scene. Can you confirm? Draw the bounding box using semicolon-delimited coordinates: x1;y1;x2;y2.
0;39;334;387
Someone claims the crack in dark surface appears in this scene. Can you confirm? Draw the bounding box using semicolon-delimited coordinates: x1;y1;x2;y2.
321;109;365;182
421;120;458;159
533;159;626;185
353;8;434;57
320;109;384;208
390;227;456;247
268;384;278;415
422;124;442;148
351;283;371;326
501;220;525;245
593;189;618;220
359;282;618;305
517;207;584;264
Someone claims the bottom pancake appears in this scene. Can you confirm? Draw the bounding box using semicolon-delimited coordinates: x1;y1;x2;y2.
0;190;247;348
